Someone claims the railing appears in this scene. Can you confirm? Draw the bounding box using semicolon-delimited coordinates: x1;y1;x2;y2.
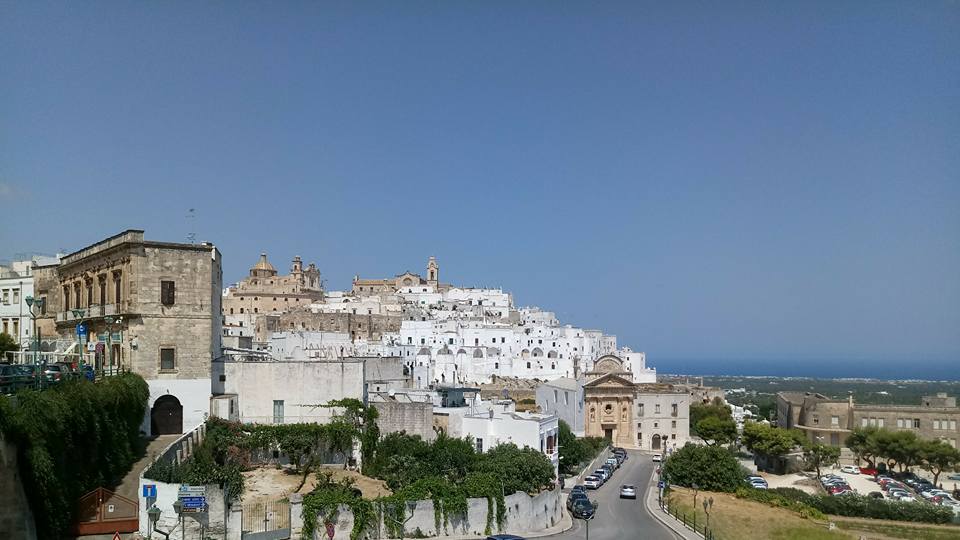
665;502;717;540
55;303;122;323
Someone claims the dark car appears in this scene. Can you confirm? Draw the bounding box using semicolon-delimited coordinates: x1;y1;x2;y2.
0;364;26;393
486;536;527;540
571;499;595;520
567;492;589;511
570;485;587;496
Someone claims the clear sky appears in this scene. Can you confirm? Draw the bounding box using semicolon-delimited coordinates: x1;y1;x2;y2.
2;2;958;374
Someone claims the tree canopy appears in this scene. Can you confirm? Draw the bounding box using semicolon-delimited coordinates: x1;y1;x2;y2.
846;427;960;484
695;416;737;446
741;421;806;457
663;443;744;492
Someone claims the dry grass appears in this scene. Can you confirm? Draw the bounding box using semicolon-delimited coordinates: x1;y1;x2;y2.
667;487;851;540
241;465;392;503
667;487;960;540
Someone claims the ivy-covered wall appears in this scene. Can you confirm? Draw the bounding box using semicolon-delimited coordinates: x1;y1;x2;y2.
0;374;149;540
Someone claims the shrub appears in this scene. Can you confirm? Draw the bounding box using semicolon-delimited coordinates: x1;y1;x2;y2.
0;374;149;540
663;444;744;492
738;486;954;525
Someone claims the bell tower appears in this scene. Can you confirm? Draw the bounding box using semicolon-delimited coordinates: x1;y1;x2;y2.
427;256;439;288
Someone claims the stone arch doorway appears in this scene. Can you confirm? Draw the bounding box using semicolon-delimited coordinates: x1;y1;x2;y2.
652;433;662;450
151;395;183;435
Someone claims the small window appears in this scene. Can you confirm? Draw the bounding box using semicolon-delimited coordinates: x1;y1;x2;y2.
475;438;483;453
160;348;176;371
273;400;284;424
913;418;921;429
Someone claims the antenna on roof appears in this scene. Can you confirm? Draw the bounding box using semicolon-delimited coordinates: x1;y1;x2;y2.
186;208;197;244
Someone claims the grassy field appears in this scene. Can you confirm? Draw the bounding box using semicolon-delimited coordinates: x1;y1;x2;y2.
666;487;960;540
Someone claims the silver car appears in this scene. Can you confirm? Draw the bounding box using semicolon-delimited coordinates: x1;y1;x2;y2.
619;485;637;499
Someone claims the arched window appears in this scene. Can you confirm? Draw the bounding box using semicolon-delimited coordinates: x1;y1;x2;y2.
526;362;531;369
605;404;613;413
547;350;558;359
532;347;543;357
473;349;484;358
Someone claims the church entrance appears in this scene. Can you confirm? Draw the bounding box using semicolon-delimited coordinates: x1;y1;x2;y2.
603;428;613;442
652;434;662;450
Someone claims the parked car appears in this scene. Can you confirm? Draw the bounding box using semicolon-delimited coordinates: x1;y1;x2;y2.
860;467;879;477
594;469;609;483
840;465;860;474
584;476;601;490
605;457;620;469
571;499;595;519
620;485;637;499
947;473;960;481
570;485;587;496
487;535;527;540
652;454;663;462
567;492;590;511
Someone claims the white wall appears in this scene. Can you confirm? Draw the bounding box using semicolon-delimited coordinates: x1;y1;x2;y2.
143;378;211;436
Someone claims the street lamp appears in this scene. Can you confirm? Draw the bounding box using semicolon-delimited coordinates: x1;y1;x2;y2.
691;482;699;528
147;505;161;540
72;308;88;369
24;296;44;390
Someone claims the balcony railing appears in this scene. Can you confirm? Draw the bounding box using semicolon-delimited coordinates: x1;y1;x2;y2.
55;303;123;323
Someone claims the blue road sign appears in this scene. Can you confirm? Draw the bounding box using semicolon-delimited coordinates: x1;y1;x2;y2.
142;484;157;498
76;323;87;337
180;496;206;509
658;481;665;489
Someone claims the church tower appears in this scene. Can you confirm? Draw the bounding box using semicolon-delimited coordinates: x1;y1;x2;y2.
427;256;439;288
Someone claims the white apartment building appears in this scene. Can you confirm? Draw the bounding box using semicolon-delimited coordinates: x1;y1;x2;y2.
0;260;33;349
456;401;560;477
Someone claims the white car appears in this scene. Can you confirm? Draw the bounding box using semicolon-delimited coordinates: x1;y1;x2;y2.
840;466;860;474
652;454;663;462
619;485;637;499
584;476;601;489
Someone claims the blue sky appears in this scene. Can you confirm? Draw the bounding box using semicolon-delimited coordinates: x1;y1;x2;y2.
2;2;958;372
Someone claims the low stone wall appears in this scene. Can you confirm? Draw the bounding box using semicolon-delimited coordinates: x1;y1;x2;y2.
312;488;562;539
0;434;36;540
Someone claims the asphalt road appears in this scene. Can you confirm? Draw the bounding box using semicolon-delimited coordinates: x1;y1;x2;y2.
547;450;681;540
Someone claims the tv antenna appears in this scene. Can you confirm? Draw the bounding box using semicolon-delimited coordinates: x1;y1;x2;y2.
186;208;197;244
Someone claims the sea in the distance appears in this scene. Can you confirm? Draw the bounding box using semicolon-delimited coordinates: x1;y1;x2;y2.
655;358;959;381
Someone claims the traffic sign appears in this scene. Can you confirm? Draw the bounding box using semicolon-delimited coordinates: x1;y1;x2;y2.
76;323;87;337
142;484;157;498
658;480;665;489
178;485;206;495
112;532;121;540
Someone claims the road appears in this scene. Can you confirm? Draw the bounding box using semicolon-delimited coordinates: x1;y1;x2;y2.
547;450;681;540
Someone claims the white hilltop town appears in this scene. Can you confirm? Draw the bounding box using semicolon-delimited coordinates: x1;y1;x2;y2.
221;253;657;386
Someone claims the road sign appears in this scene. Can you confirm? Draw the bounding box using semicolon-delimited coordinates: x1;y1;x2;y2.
142;484;157;498
325;521;335;539
178;485;206;495
180;496;206;509
658;480;665;489
76;323;87;337
112;532;121;540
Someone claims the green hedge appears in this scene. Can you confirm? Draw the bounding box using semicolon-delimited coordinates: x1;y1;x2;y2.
738;486;955;525
0;374;149;540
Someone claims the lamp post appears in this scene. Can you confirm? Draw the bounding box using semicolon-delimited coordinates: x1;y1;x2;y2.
72;308;88;369
24;296;43;390
691;482;699;530
147;505;160;540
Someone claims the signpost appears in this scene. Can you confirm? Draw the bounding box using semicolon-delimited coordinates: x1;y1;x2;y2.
142;484;157;498
178;485;207;513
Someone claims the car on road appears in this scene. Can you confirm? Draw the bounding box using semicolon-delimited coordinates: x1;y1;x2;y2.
620;485;637;499
584;476;601;490
570;499;595;520
948;473;960;481
486;535;527;540
652;454;662;462
605;457;620;469
567;492;590;511
840;465;860;474
594;469;610;483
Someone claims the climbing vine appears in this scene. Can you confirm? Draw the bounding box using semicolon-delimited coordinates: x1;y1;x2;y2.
0;373;149;540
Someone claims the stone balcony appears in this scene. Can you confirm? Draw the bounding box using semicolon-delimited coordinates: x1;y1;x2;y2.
55;303;133;324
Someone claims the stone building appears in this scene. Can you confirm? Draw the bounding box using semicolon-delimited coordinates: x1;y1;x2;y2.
536;377;585;436
777;392;960;449
351;256;447;296
368;391;436;442
40;230;222;436
222;253;322;317
582;355;690;451
260;310;403;343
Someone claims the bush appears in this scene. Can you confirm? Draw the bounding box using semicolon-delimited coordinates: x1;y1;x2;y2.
738;486;955;525
663;444;744;492
0;374;149;540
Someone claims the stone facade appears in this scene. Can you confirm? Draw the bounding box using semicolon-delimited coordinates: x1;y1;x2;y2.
41;230;222;435
261;310;402;343
222;253;322;317
777;392;960;449
582;354;690;450
369;393;436;442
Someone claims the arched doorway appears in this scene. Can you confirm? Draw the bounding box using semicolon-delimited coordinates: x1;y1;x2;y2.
652;434;662;450
151;395;183;435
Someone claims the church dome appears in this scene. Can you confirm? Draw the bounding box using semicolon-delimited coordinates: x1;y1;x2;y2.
250;253;278;277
